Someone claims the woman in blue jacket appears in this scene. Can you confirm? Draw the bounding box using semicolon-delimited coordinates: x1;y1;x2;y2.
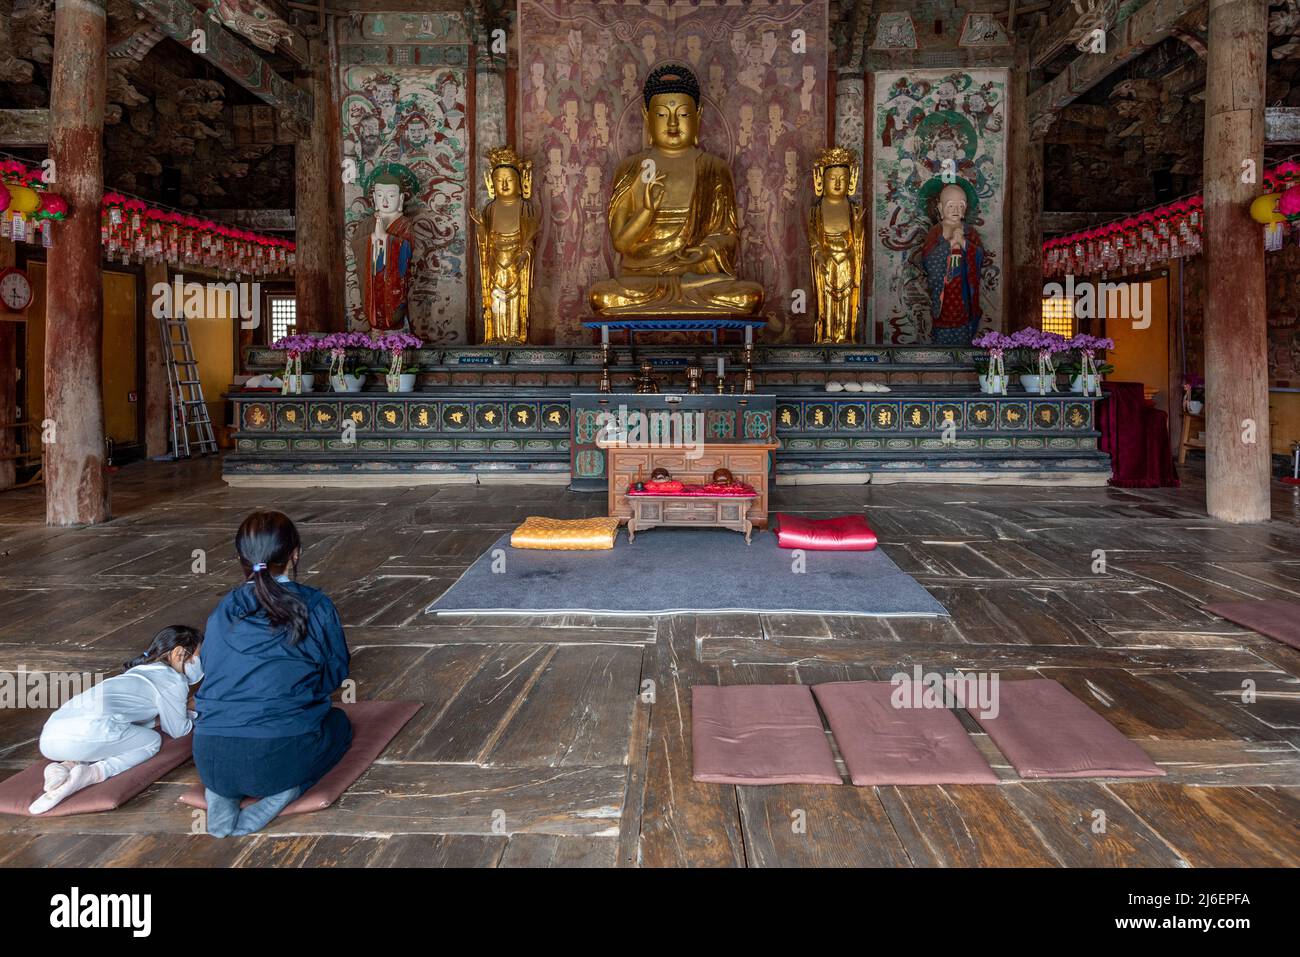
194;510;352;837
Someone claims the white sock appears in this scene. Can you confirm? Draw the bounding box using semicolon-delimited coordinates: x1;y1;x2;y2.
28;762;105;815
42;761;73;792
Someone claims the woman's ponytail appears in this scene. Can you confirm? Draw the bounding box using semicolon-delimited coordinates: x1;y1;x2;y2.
122;625;203;672
235;511;309;645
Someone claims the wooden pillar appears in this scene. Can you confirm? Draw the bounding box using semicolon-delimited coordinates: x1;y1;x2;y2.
1203;0;1270;523
142;261;169;458
1007;52;1044;333
0;239;16;490
45;0;108;525
294;40;334;334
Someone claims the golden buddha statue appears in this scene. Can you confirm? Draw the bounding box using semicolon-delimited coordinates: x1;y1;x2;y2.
588;64;764;318
808;147;865;344
470;146;540;343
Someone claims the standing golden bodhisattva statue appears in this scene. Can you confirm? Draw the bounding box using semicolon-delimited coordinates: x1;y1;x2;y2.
808;147;865;344
588;63;764;317
471;146;540;343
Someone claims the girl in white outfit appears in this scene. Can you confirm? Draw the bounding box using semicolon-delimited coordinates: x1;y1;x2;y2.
30;626;203;814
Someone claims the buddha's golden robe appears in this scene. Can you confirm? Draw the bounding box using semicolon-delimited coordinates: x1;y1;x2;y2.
589;150;764;316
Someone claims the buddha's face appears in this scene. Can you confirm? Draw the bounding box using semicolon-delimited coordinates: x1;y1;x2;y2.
492;166;520;200
645;92;698;151
824;166;849;198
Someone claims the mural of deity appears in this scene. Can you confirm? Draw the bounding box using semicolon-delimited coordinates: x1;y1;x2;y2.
872;70;1006;344
340;51;469;343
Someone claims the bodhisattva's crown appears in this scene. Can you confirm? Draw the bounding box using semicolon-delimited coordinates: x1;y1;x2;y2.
487;146;529;174
813;146;856;171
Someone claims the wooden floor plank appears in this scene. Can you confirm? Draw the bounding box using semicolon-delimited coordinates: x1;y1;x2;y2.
638;616;745;867
736;785;912;867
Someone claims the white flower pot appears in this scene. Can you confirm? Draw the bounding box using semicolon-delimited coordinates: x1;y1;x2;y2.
979;373;1008;395
331;373;366;393
1019;374;1053;394
286;374;315;394
1071;374;1100;394
386;373;417;393
1187;399;1204;415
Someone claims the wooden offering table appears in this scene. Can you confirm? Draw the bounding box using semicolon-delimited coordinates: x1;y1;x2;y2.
604;441;779;528
627;491;758;543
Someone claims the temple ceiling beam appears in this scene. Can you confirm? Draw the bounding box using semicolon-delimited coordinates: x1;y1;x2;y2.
1028;0;1205;127
124;0;312;134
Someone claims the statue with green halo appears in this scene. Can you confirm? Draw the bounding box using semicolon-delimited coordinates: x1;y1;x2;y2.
349;165;419;332
918;175;984;345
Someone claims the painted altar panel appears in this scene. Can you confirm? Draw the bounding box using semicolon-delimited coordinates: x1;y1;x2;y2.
871;69;1007;344
337;13;471;344
517;0;829;345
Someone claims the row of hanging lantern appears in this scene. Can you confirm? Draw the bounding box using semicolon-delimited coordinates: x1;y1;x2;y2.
0;156;294;278
1044;159;1300;278
101;193;294;278
1042;197;1205;279
0;159;67;248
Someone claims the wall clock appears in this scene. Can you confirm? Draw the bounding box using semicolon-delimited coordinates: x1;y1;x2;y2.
0;268;32;312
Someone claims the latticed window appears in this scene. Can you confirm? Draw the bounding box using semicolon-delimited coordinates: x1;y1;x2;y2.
269;295;297;342
1040;296;1074;337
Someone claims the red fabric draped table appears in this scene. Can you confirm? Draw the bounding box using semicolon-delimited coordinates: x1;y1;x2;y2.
626;483;759;543
1096;381;1180;488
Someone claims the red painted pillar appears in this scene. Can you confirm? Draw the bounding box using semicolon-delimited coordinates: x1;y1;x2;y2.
1202;0;1270;523
45;0;108;524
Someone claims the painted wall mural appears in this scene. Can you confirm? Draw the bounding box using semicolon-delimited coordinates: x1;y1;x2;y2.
337;14;471;344
517;0;829;344
871;69;1008;344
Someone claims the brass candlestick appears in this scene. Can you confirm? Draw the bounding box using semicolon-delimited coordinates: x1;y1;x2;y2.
686;363;702;394
716;371;726;394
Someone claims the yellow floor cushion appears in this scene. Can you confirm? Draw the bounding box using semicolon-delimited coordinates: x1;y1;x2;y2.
510;516;621;550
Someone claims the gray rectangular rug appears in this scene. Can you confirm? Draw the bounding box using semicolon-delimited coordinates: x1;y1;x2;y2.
426;528;946;617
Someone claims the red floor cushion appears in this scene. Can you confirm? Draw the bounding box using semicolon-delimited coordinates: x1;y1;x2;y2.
774;513;878;551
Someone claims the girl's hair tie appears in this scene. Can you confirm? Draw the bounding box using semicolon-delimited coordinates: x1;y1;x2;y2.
251;562;267;572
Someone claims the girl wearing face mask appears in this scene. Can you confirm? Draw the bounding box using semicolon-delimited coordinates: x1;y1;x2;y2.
194;510;352;838
29;625;204;814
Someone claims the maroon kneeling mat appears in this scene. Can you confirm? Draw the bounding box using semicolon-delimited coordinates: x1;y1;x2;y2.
0;733;192;817
966;679;1164;779
1204;600;1300;651
179;700;421;815
692;685;841;785
812;681;998;785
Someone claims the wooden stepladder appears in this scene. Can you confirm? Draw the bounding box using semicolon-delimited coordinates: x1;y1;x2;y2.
158;314;217;458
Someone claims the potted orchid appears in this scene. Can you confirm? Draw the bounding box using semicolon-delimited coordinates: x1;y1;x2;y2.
324;330;376;393
1065;334;1114;395
1009;328;1069;395
379;331;423;392
971;330;1011;395
271;333;317;394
